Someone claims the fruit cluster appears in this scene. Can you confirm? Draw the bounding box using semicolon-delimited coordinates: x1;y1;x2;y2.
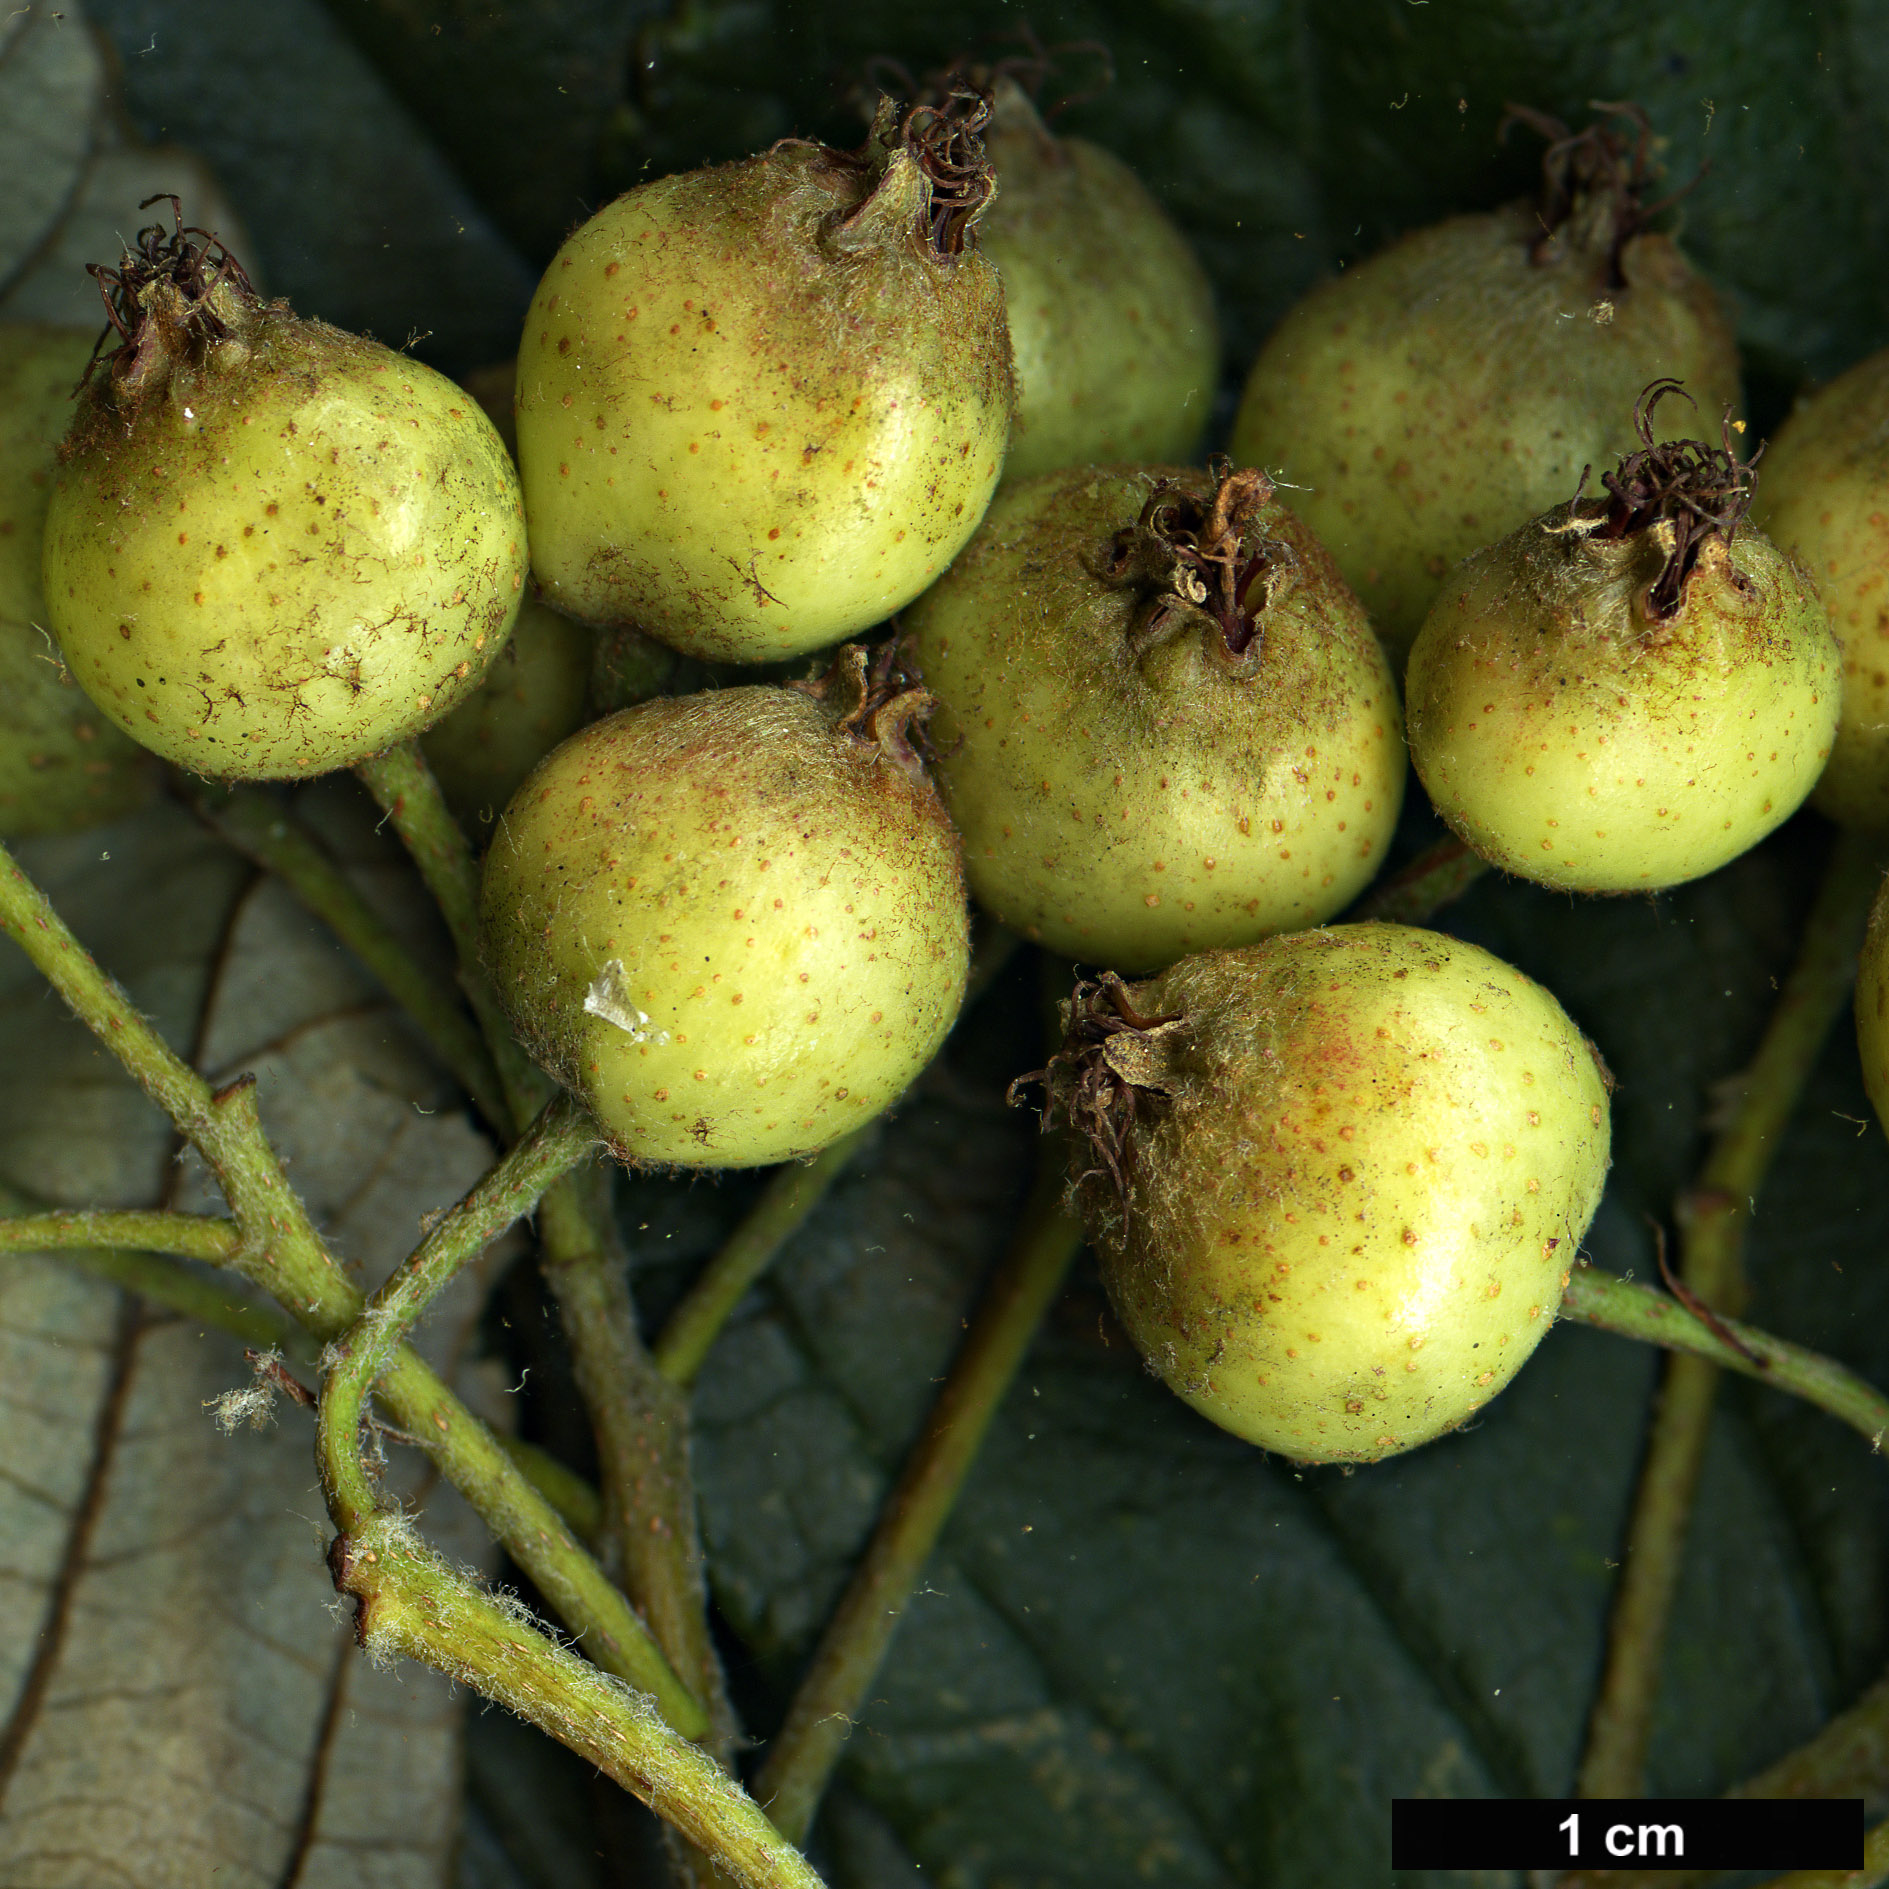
4;88;1884;1474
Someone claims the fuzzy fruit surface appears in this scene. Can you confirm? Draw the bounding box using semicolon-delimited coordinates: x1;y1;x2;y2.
422;592;593;825
45;310;526;780
1056;925;1610;1465
903;463;1404;973
0;326;153;834
980;80;1216;485
1855;877;1889;1138
480;655;969;1167
1406;508;1837;892
1753;349;1889;831
515;117;1013;663
1228;204;1739;661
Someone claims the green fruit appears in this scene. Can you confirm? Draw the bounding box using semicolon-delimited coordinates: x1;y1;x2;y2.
1753;348;1889;831
1856;874;1889;1137
0;324;153;834
1033;925;1611;1464
1228;108;1741;660
903;460;1404;973
421;592;594;824
43;203;526;781
480;645;969;1167
1406;390;1839;893
978;77;1217;485
516;98;1014;664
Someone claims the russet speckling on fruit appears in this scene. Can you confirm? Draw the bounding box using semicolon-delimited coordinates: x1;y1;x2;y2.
41;201;526;781
515;94;1014;664
1228;106;1740;662
1753;348;1889;832
0;324;154;834
1023;925;1611;1464
480;645;969;1168
903;459;1403;973
1405;383;1839;894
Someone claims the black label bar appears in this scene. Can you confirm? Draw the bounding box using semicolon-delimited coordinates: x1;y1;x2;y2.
1391;1797;1863;1870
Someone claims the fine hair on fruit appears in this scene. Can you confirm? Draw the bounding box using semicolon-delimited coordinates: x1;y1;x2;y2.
515;93;1015;664
1021;924;1612;1464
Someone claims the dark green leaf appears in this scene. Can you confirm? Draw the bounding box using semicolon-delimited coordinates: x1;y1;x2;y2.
85;0;536;371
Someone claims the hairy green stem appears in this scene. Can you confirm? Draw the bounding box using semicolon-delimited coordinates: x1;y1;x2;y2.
317;1091;590;1527
1353;833;1491;924
1560;1266;1888;1454
0;1206;241;1266
754;1155;1085;1845
0;1207;299;1353
354;743;483;966
356;739;734;1759
354;742;550;1118
187;783;508;1127
0;835;694;1715
1;840;258;1139
333;1514;822;1889
539;1167;737;1762
501;1435;604;1542
1578;832;1880;1801
0;1204;605;1527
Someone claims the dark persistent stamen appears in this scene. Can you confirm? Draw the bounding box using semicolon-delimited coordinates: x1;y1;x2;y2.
1008;972;1181;1203
1106;458;1288;659
1577;378;1759;621
1499;101;1706;291
902;90;996;255
83;194;255;388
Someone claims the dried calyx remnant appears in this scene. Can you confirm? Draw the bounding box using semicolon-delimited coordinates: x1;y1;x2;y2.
792;641;936;773
824;90;997;258
1008;972;1185;1200
1104;459;1294;659
1502;101;1698;287
903;91;997;253
84;193;256;402
1573;377;1758;620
